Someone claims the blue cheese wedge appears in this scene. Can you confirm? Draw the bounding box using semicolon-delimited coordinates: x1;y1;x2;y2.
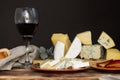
97;31;115;49
53;41;65;60
65;37;82;58
80;44;104;59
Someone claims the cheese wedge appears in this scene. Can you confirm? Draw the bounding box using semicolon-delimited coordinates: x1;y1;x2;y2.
97;31;115;49
53;41;65;60
77;31;92;45
51;33;71;54
65;37;82;58
106;48;120;60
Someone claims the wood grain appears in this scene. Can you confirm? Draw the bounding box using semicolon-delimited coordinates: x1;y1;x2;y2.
0;68;120;80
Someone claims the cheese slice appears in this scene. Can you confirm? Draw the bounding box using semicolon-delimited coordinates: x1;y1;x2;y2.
49;59;60;66
97;31;115;49
40;60;51;68
53;61;66;69
72;61;89;69
53;41;65;60
65;37;82;58
106;48;120;60
51;33;71;53
77;31;92;45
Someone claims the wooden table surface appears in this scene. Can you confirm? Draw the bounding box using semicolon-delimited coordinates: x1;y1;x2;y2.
0;68;120;80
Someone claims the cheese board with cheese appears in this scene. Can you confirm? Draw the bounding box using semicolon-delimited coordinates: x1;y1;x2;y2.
31;59;90;72
31;31;120;72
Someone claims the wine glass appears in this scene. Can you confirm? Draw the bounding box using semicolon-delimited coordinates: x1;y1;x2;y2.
14;7;39;68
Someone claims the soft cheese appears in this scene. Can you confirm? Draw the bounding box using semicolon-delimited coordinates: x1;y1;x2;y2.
80;44;104;59
51;33;71;53
97;31;115;49
65;37;82;58
35;58;90;70
106;48;120;60
53;41;65;60
77;31;92;45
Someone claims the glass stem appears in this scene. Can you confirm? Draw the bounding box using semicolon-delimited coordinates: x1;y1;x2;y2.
25;40;30;63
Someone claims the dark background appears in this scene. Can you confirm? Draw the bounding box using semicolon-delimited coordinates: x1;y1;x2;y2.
0;0;120;49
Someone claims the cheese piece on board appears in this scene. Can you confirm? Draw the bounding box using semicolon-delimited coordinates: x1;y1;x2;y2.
40;60;51;68
51;33;71;53
65;37;82;58
49;59;60;66
52;60;66;69
53;41;65;60
97;31;115;49
77;31;92;45
106;48;120;60
80;44;104;59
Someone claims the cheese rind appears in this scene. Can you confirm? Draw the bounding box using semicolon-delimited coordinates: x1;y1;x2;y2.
106;48;120;60
97;31;115;49
53;41;65;60
77;31;92;45
80;44;104;59
65;37;82;58
51;33;71;53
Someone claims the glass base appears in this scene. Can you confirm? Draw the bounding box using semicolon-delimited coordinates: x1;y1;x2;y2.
23;61;32;69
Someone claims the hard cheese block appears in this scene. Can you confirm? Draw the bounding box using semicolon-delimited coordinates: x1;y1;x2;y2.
97;31;115;49
80;44;104;59
106;48;120;60
77;31;92;45
51;33;71;53
53;41;65;60
65;37;82;58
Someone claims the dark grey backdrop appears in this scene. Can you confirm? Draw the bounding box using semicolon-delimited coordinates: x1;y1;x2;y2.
0;0;120;49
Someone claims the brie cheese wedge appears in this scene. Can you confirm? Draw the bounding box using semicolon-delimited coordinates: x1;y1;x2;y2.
65;37;82;58
54;41;65;60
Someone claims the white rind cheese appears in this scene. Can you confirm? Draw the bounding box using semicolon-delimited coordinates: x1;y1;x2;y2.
65;37;82;58
72;61;89;69
77;31;92;45
97;31;115;49
54;41;65;60
80;44;104;59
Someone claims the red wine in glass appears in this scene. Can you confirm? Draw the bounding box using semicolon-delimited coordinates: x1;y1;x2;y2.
16;23;38;41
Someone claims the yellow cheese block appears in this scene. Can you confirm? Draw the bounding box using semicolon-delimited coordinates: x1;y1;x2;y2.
106;48;120;60
51;33;71;53
97;31;115;49
76;31;92;45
